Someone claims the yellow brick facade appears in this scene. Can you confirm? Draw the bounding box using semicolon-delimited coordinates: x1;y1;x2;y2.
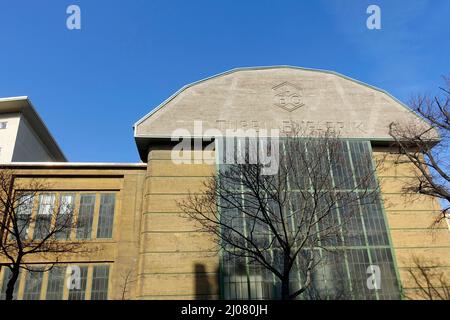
0;146;449;300
373;148;450;299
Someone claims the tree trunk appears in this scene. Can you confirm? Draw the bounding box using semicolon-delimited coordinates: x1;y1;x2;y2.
281;254;291;300
281;276;290;300
5;264;20;301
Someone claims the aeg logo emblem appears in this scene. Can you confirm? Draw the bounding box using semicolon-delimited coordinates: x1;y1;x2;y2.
272;82;304;112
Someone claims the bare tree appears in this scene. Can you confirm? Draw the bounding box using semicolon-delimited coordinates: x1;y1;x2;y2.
119;267;136;300
404;256;450;300
180;127;380;300
0;169;85;300
389;76;450;224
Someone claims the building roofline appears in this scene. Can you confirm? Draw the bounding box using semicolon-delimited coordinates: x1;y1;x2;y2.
0;96;67;162
0;162;147;169
133;65;431;133
0;96;29;102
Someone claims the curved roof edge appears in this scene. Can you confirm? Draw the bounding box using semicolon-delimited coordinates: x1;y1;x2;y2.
133;65;430;135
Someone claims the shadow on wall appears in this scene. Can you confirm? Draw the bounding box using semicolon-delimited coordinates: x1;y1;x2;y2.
194;263;219;300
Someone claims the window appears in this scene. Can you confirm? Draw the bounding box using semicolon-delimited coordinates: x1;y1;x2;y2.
23;268;44;300
0;121;7;129
68;266;88;300
33;193;55;240
17;193;35;216
219;139;401;300
46;266;65;300
0;264;111;300
55;194;75;240
37;193;55;216
91;265;110;300
76;194;96;239
12;191;116;241
15;193;34;240
96;194;116;238
0;268;21;300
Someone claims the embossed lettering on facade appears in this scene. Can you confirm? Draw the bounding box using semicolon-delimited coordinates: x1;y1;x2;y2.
215;119;366;135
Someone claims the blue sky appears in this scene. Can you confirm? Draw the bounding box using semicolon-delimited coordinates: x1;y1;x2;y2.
0;0;449;162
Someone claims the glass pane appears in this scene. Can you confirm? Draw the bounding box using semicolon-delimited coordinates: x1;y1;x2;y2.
56;194;75;240
67;266;88;300
346;249;376;300
0;268;21;300
348;141;376;189
91;265;110;300
331;141;355;189
33;194;55;240
38;193;56;215
370;248;401;299
76;194;96;239
14;194;35;240
96;194;116;239
16;193;34;215
340;194;365;246
46;266;65;300
23;269;44;300
361;195;390;246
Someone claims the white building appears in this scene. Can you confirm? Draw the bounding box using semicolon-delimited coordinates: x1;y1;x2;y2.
0;96;66;163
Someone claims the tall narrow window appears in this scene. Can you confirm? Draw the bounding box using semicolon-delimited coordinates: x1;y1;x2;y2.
76;194;95;239
46;266;65;300
0;268;21;300
220;139;401;300
56;194;75;240
68;266;88;300
15;193;34;240
33;194;55;240
91;265;110;300
96;194;116;238
23;269;44;300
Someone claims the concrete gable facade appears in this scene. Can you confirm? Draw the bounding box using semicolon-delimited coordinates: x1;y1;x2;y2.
135;66;426;141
